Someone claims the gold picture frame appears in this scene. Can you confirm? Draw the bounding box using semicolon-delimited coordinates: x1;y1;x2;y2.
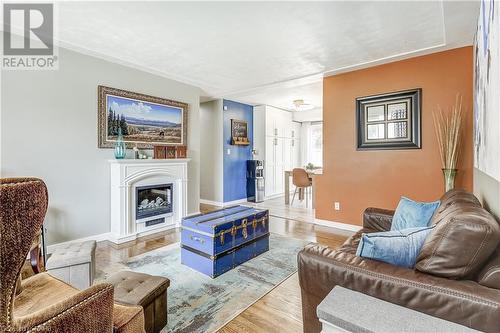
98;85;188;149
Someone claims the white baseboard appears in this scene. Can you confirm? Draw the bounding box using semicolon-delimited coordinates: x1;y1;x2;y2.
223;198;249;206
265;193;284;200
108;223;178;244
313;218;362;232
199;198;223;206
47;232;112;254
200;198;249;207
45;216;359;253
186;211;201;217
47;222;184;250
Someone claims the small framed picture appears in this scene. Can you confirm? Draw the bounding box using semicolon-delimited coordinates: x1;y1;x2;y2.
356;89;421;150
230;119;250;146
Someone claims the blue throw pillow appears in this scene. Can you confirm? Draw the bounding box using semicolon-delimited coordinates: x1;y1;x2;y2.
355;226;434;268
391;197;440;231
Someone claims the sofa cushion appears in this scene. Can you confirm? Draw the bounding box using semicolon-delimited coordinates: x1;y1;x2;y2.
391;197;440;231
430;189;481;226
356;226;434;268
14;272;80;317
416;191;500;279
363;208;395;232
476;249;500;289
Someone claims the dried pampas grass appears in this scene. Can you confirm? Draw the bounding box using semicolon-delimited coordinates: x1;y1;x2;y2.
433;94;466;170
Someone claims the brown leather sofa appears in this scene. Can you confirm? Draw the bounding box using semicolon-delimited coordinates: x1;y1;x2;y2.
298;189;500;333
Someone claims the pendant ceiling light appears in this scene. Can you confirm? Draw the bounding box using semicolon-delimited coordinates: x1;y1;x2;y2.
291;99;314;111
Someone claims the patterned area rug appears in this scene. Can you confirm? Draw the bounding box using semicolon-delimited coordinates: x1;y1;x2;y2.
105;234;309;333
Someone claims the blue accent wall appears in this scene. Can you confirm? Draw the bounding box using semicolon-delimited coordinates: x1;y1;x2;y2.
223;99;253;203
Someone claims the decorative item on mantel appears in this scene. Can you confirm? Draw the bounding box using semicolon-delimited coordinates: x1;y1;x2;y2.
133;144;149;159
154;146;167;159
433;94;465;192
176;146;187;158
230;119;250;146
166;146;176;159
114;128;126;159
154;145;187;159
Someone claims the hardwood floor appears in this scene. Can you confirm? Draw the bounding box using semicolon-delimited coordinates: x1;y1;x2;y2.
245;195;317;224
94;199;351;333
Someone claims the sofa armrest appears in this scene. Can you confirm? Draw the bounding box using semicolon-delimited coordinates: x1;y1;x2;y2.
15;283;114;332
298;243;500;333
362;207;394;232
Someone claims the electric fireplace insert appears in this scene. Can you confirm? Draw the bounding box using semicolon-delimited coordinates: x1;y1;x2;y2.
136;183;173;220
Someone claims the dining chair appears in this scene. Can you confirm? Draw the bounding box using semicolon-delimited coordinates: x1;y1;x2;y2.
291;168;312;207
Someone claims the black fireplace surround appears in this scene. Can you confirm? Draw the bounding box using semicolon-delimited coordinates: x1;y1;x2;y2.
136;183;173;220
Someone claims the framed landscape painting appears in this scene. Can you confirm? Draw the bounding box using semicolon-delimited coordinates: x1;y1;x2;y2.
98;86;188;148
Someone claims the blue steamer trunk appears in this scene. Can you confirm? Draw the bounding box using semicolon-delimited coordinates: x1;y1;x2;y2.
181;206;270;278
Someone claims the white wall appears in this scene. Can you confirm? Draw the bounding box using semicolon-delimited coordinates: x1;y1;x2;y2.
199;100;223;203
292;107;322;122
252;105;266;161
1;47;201;245
300;122;311;167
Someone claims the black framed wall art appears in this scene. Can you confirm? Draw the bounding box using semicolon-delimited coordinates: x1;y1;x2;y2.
356;88;422;150
230;119;250;145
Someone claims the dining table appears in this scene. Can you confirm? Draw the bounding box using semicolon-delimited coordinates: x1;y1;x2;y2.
284;169;323;208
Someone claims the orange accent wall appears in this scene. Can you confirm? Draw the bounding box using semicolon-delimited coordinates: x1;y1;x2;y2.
316;47;474;226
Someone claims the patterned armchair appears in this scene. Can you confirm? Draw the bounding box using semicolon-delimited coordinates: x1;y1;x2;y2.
0;178;145;333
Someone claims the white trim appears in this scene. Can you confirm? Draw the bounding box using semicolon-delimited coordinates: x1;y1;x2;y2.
46;232;112;254
200;198;249;207
265;193;285;200
314;218;362;232
223;198;249;206
186;211;201;217
199;198;223;207
322;43;463;78
108;223;178;244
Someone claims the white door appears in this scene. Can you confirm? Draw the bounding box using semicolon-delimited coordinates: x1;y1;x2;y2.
265;136;275;196
284;138;292;172
292;138;301;168
291;121;301;140
274;137;285;194
266;110;276;137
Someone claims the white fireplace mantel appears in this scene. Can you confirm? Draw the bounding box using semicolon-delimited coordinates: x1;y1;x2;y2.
108;158;190;244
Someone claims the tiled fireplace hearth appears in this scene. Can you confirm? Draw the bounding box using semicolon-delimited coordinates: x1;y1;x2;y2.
108;159;189;244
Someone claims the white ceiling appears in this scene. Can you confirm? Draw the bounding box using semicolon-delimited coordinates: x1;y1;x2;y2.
50;1;478;111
